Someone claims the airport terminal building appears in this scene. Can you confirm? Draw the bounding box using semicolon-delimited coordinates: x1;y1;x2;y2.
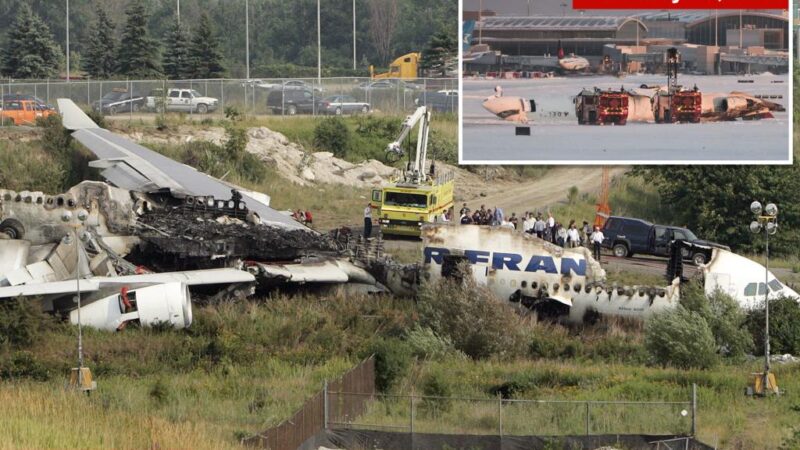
467;11;789;74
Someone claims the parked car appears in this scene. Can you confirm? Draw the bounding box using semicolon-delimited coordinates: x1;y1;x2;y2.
160;89;219;114
92;90;146;115
601;216;729;265
257;79;322;92
266;89;319;115
320;95;370;115
0;94;54;111
414;90;457;112
357;79;422;91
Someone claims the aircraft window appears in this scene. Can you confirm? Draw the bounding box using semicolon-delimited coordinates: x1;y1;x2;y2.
745;283;768;296
384;192;427;208
768;279;783;292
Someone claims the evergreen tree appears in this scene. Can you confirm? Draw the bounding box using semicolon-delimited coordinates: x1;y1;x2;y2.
188;13;226;79
0;4;62;79
83;8;117;79
116;1;162;79
162;17;191;80
419;30;457;77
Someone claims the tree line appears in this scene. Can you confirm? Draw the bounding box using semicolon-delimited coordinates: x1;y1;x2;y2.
0;0;456;80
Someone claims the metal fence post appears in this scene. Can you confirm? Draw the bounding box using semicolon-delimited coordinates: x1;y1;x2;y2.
323;379;329;430
410;392;415;450
585;401;590;435
691;383;697;437
498;394;503;446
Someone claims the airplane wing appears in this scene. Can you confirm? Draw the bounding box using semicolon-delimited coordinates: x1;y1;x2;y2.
0;268;255;299
55;99;308;231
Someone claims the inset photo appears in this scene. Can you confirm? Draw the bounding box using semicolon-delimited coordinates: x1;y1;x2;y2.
461;2;792;164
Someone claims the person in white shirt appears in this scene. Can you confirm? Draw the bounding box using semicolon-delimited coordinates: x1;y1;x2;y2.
567;225;580;248
590;226;605;262
363;204;373;238
523;215;535;234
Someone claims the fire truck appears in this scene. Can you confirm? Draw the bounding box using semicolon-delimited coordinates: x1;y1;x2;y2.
575;88;629;125
371;106;454;238
652;48;702;124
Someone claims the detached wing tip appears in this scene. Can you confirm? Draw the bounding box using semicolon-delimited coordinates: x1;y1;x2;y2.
56;99;100;130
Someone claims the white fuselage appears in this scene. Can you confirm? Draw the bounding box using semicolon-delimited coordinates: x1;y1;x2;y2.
421;224;680;322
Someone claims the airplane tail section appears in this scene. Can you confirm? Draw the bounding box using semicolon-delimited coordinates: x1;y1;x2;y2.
57;99;99;130
463;20;476;53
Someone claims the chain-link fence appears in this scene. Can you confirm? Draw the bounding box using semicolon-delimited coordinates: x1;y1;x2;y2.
327;385;698;442
0;77;458;121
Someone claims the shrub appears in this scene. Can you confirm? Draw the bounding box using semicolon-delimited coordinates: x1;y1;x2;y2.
85;109;108;128
417;274;527;360
149;378;173;407
0;351;52;381
224;106;242;122
681;282;753;358
0;297;54;347
420;370;452;413
404;326;463;361
645;306;718;369
746;296;800;355
368;337;412;392
313;117;351;158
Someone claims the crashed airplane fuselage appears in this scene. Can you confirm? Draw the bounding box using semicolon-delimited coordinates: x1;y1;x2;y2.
421;224;798;322
421;224;680;322
0;99;385;331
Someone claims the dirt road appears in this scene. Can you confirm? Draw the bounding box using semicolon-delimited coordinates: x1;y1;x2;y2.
455;166;628;215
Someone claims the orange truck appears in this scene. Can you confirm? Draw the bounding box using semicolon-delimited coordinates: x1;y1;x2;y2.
0;99;56;125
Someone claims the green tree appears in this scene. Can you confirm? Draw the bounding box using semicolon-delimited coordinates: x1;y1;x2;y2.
162;17;192;79
0;4;61;79
747;297;800;355
419;29;456;76
680;281;753;359
188;13;226;79
633;166;800;257
117;1;162;78
83;8;117;79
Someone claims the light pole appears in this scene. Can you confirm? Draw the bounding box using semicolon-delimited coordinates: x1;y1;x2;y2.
245;0;250;80
66;0;70;81
177;0;180;24
63;210;95;393
749;201;779;396
353;0;357;71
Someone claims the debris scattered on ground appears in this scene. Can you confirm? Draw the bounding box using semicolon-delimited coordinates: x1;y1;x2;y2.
771;354;799;364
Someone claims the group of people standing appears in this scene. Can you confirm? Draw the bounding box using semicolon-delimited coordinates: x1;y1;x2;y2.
457;204;606;261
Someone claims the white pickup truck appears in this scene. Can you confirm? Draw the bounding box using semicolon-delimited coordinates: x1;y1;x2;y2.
147;88;219;113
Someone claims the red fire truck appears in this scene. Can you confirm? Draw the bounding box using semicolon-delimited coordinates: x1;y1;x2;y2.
575;88;629;125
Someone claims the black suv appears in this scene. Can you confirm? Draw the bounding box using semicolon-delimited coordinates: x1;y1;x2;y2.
266;89;319;115
601;216;729;265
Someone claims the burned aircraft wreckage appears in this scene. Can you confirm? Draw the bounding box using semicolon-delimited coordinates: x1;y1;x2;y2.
0;100;389;330
0;99;795;331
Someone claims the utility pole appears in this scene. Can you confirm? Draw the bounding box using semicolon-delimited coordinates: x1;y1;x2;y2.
527;0;531;16
177;0;181;24
66;0;70;81
246;0;250;80
353;0;357;70
317;0;322;82
478;0;483;44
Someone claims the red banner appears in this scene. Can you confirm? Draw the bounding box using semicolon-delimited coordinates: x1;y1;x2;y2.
572;0;788;9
